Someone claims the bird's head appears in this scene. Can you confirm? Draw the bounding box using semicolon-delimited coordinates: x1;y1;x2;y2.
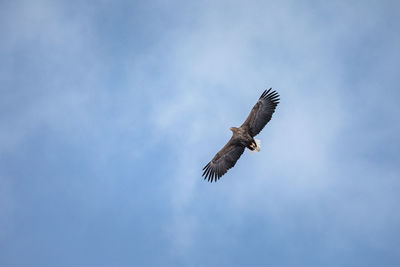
229;127;239;133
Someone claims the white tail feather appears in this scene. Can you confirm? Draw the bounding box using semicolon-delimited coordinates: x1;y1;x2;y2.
248;139;261;153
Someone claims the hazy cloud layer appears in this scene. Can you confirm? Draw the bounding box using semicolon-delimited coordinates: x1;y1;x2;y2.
1;0;399;266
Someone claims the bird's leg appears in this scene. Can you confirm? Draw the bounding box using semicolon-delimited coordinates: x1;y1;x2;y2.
248;139;261;152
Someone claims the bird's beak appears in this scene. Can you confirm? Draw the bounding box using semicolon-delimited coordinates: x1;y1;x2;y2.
229;127;232;131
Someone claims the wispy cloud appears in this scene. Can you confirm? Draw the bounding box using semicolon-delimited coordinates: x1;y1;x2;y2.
1;0;399;266
148;0;400;264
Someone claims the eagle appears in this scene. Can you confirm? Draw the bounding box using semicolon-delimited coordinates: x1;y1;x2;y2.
202;88;279;182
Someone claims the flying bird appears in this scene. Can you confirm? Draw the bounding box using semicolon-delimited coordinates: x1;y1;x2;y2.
202;88;279;182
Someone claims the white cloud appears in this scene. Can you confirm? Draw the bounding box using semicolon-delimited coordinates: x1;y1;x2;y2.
147;0;400;257
1;0;399;265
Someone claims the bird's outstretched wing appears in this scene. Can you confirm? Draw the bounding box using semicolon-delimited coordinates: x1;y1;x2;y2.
241;88;280;137
202;139;245;182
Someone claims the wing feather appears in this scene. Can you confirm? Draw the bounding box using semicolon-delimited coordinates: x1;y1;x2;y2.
241;88;279;137
202;139;245;182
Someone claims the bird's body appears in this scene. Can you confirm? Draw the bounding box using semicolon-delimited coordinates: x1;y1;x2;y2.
229;127;257;151
202;88;279;182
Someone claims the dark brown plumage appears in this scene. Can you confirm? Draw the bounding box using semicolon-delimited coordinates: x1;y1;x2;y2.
202;88;279;182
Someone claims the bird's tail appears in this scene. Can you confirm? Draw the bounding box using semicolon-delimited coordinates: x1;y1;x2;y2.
248;139;261;153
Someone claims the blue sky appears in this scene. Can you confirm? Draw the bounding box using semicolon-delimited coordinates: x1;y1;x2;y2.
1;0;400;266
